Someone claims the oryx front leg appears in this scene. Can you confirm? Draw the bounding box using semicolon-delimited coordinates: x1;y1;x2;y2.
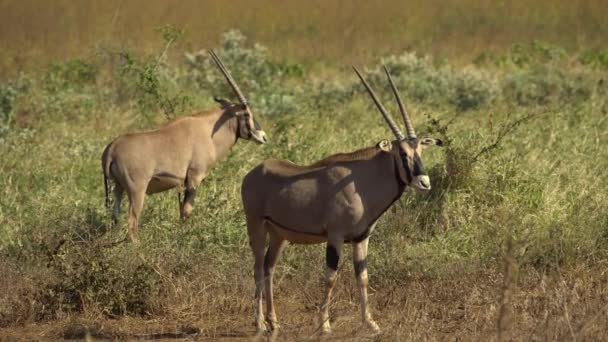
247;219;268;334
180;170;205;220
320;240;343;334
263;233;287;331
353;237;380;333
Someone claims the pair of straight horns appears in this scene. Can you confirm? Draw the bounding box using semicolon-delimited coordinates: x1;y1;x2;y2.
209;49;415;140
353;66;417;140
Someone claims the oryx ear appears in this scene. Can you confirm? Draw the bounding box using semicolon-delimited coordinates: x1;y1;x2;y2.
377;139;392;152
214;97;232;108
420;137;443;147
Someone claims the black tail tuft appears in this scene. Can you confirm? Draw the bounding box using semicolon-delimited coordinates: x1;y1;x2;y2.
104;173;111;209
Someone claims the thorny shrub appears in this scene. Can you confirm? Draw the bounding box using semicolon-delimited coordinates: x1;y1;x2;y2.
39;240;161;319
114;25;192;121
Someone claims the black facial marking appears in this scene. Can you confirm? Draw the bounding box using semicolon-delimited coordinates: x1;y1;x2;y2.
239;112;251;138
326;245;339;270
413;154;425;176
399;150;413;183
354;259;367;277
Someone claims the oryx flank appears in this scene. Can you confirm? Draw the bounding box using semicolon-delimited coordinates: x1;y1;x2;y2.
241;66;442;334
102;50;267;243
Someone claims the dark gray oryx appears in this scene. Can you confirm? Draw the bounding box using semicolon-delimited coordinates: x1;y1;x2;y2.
102;50;267;243
241;66;443;334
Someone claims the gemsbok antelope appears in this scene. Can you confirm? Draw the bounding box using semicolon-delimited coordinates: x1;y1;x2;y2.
102;50;267;243
241;66;443;334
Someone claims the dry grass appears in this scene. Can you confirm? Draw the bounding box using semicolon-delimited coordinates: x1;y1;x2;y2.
1;265;606;340
1;0;608;74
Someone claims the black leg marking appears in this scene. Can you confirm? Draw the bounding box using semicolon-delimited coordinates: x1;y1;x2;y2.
326;245;339;270
184;188;196;201
354;258;367;277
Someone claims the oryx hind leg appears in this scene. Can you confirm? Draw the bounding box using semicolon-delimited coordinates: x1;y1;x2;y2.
263;233;287;331
353;237;380;333
126;187;146;244
247;217;268;333
112;183;124;225
320;239;343;334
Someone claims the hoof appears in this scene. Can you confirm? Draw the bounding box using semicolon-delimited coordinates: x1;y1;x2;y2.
128;231;140;245
255;324;267;335
181;204;193;219
255;318;267;334
265;319;280;332
366;320;381;334
321;321;332;334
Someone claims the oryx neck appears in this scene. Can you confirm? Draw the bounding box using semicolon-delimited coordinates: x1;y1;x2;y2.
355;151;406;236
210;109;239;162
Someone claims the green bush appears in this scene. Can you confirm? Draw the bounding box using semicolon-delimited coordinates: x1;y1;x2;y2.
0;82;17;134
502;65;592;105
184;30;304;115
362;52;498;111
0;76;30;137
450;67;499;110
44;58;98;92
580;48;608;69
371;52;453;105
114;25;192;121
476;41;568;68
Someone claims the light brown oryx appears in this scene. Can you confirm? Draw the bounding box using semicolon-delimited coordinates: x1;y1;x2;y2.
102;50;267;243
241;66;443;334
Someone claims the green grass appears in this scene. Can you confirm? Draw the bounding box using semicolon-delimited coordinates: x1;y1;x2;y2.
1;30;607;339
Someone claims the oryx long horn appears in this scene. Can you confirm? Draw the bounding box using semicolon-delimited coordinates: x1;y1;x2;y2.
383;65;416;139
352;66;405;141
208;49;249;106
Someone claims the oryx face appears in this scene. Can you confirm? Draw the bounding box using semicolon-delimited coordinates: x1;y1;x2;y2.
396;137;442;192
354;65;443;192
209;49;268;145
237;107;267;144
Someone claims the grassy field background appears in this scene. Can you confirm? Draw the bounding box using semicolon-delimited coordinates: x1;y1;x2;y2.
1;1;608;340
1;0;608;74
